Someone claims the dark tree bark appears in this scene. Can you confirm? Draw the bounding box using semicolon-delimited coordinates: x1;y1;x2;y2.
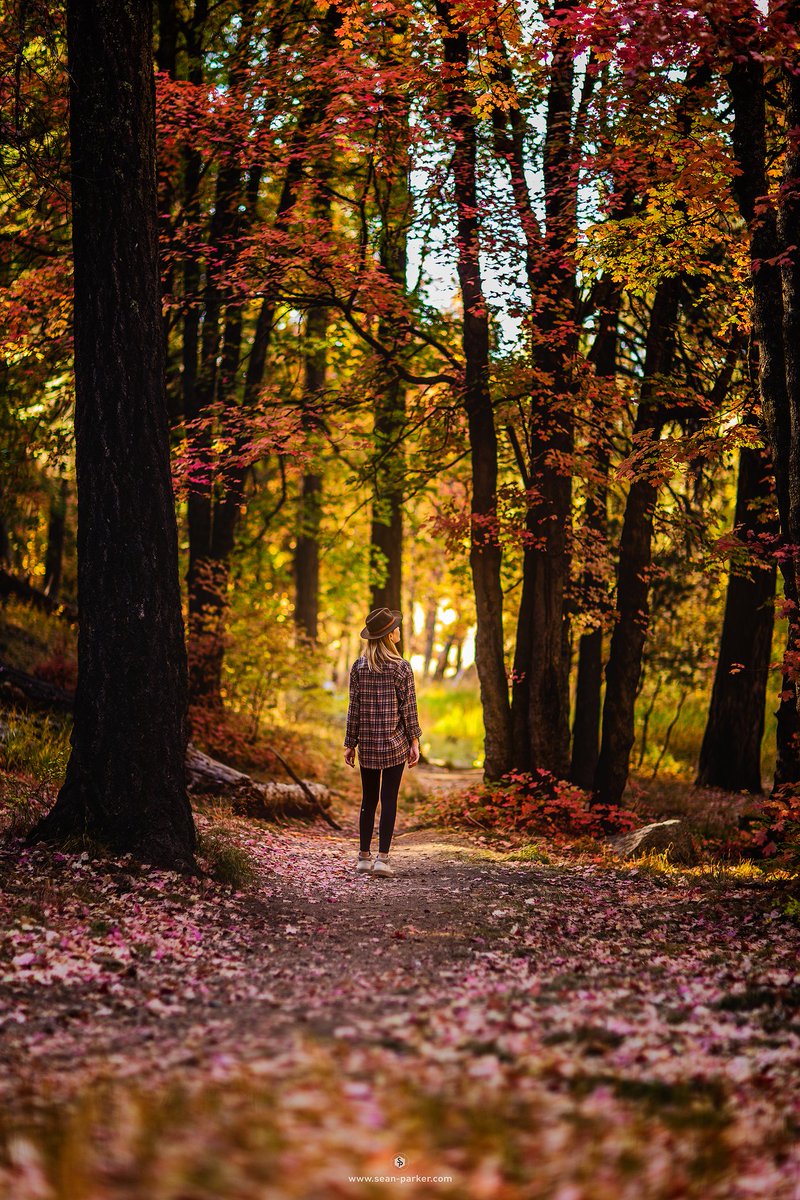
592;277;682;808
28;0;196;868
570;281;622;789
725;5;800;788
696;441;777;792
43;474;68;599
513;10;577;780
490;12;578;777
294;301;327;643
437;0;512;779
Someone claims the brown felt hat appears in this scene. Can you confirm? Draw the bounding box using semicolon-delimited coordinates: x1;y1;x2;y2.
360;607;403;640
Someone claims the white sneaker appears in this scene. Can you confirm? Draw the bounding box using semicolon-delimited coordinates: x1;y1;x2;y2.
356;854;373;874
373;855;394;877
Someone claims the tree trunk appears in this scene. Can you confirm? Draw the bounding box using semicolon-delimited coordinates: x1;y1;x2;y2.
725;10;800;789
488;13;578;779
422;591;439;679
370;19;410;632
437;0;511;779
696;442;777;792
185;8;340;705
28;0;196;869
570;280;623;788
370;387;405;617
294;302;327;643
435;632;456;680
592;277;682;808
43;474;68;600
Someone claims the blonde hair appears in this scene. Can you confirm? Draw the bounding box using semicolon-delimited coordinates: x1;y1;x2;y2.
363;633;403;672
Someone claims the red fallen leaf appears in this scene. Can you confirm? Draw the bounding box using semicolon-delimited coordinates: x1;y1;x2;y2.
392;930;406;940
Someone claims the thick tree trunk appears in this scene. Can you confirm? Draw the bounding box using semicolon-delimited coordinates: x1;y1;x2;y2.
696;443;776;791
592;277;681;808
571;627;603;787
28;0;196;868
437;0;511;779
517;16;577;780
726;12;800;789
43;475;68;599
294;301;327;643
489;13;578;778
774;669;800;788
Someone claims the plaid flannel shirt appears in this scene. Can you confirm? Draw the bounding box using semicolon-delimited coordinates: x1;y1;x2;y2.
344;655;423;769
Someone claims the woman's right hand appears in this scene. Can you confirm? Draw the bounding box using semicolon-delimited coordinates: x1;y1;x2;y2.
408;739;420;768
344;747;356;768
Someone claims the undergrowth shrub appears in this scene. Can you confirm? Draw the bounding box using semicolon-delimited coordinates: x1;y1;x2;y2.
415;769;639;843
739;784;800;867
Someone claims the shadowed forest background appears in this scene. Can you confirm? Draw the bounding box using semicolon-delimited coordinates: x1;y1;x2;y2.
1;0;800;1196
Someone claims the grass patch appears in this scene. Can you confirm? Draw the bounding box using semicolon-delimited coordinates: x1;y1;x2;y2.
197;827;257;888
0;709;71;788
502;843;552;864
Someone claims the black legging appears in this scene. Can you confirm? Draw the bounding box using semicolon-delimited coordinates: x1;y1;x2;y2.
359;762;405;854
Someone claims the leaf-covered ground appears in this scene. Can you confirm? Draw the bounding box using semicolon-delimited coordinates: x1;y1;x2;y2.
0;778;799;1199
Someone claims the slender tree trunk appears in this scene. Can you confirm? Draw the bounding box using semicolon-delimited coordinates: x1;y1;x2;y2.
370;380;405;617
185;8;340;705
592;277;682;808
29;0;195;868
43;475;68;600
422;592;439;679
696;442;777;791
294;302;327;642
435;632;456;680
437;0;511;779
370;18;410;625
570;281;622;788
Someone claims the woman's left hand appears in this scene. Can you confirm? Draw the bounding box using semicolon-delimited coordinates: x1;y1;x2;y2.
408;739;420;768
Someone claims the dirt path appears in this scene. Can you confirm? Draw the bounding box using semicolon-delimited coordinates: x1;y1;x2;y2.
1;797;799;1198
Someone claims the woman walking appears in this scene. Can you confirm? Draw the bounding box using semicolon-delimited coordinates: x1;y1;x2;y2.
343;607;422;877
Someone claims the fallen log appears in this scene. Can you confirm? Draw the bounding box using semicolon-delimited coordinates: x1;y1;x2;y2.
0;662;74;712
0;569;78;623
186;743;339;827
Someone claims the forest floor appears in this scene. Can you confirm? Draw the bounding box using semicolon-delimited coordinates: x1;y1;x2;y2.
0;765;799;1199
